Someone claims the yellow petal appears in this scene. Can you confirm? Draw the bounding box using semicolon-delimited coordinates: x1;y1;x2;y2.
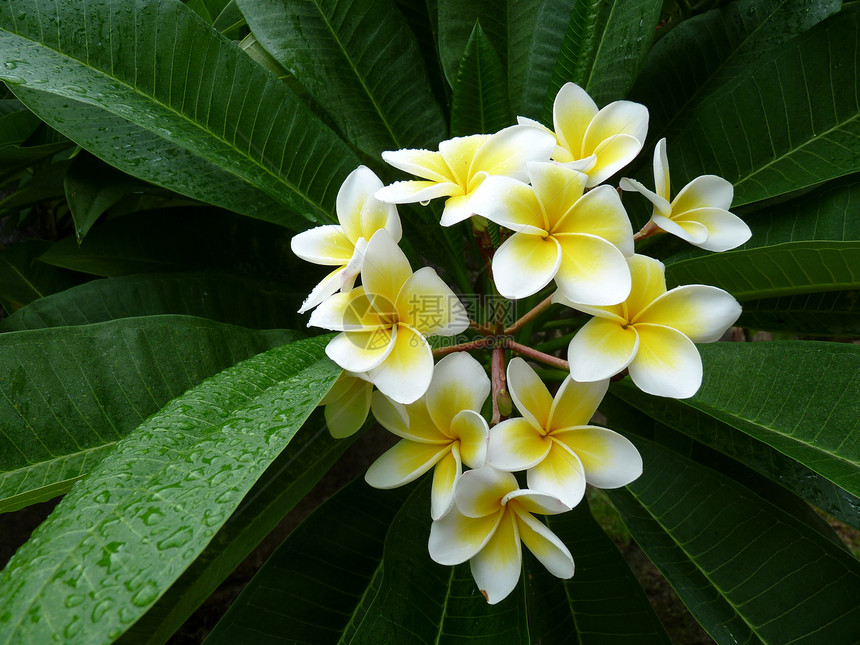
504;489;570;516
426;352;490;432
308;287;388;331
360;198;401;244
368;324;434;404
470;508;522;604
629;323;702;398
506;357;553;431
568;316;638;382
493;233;561;300
586;133;645;187
429;505;500;566
439;134;490;188
362;229;412;314
431;444;462;520
526;441;586;508
513;507;574;579
323;376;372;439
469;124;556;184
527;161;587;231
381;148;454;183
653;138;671;203
552;82;598;158
336;165;384;243
652;213;709;245
671;174;733;213
371;391;448;444
624;254;667;320
469;175;547;234
554;184;634;256
455;467;518;519
396;267;469;336
290;225;354;265
365;440;450;488
450;410;489;470
634;285;741;342
325;326;396;373
582;100;648;157
552;425;642;489
547;376;609;432
554;233;631;306
439;192;477;227
487;417;551;471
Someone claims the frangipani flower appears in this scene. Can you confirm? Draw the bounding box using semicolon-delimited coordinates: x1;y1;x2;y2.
487;358;641;507
319;372;373;439
308;229;468;404
519;82;648;187
429;466;574;604
470;161;634;303
291;165;401;313
620;138;751;251
374;124;556;227
555;254;742;399
366;352;490;519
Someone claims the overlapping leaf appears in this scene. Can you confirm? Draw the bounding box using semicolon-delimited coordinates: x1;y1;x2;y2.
739;290;859;336
0;0;359;227
0;316;302;513
0;240;84;314
0;334;339;644
450;23;510;136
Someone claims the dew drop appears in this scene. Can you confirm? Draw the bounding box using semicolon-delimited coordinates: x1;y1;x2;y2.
64;594;85;609
419;200;430;206
91;599;113;624
3;61;16;69
63;616;82;639
131;581;159;607
156;527;193;550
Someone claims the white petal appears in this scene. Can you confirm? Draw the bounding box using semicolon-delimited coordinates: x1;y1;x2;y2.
554;233;631;306
502;488;570;515
323;377;372;439
493;233;561;300
506;357;553;431
653;138;671;202
552;82;598;156
634;285;741;342
672;174;733;213
396;267;469;337
336;165;384;242
547;376;609;432
360;198;401;244
368;324;434;404
470;509;522;604
431;444;462;520
554;184;634;256
455;467;518;519
652;213;709;245
426;352;491;431
586;133;645;187
677;208;751;252
325;327;396;373
628;323;702;398
381;148;453;183
469;175;547;234
568;317;639;382
291;225;354;265
451;410;489;470
487;418;552;471
298;266;345;314
374;180;460;204
516;115;553;135
625;254;668;320
583;100;648;155
513;507;574;579
362;229;412;311
526;441;587;508
429;507;501;565
470;124;556;182
553;426;642;488
308;287;386;331
619;177;671;217
371;390;448;444
365;440;450;488
439;193;478;226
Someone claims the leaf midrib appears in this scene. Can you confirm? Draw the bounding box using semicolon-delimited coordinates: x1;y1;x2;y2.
0;441;117;491
0;19;327;218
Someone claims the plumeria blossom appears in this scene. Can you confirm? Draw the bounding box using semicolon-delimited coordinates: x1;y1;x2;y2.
470;161;634;303
487;358;641;507
308;229;468;404
519;82;648;188
429;466;574;604
620;138;751;251
365;353;490;519
554;254;741;398
291;165;401;313
319;372;373;439
374;124;556;227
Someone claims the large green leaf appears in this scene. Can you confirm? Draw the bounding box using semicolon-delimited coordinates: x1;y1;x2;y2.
0;240;84;314
605;436;860;644
738;290;860;336
203;477;409;644
0;316;301;514
0;159;70;217
543;0;662;114
236;0;446;157
664;5;860;206
450;22;510;136
0;272;303;332
0;0;359;227
631;0;840;145
437;0;509;87
119;412;359;645
0;334;340;644
665;175;860;300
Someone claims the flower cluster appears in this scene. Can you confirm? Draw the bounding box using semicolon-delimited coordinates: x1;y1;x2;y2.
292;82;745;604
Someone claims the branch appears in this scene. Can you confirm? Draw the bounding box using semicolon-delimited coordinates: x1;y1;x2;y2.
504;339;569;371
505;292;555;334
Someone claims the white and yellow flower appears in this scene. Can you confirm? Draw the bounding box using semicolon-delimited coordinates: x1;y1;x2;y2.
374;124;556;227
291;165;401;313
555;254;742;399
308;229;468;404
620;138;751;251
319;372;374;439
487;358;641;508
365;353;490;519
470;161;633;303
519;82;648;188
429;466;574;604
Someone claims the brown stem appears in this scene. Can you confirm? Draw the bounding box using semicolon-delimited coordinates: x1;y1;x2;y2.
432;338;494;358
633;220;660;242
505;293;555;334
476;226;496;283
469;319;495;335
505;339;569;371
490;346;506;425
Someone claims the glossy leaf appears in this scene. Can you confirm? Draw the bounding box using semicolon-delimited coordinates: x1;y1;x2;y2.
605;387;860;529
0;334;340;644
544;0;662;114
606;436;860;644
0;0;359;227
0;316;302;514
236;0;446;156
437;0;510;87
664;5;860;206
0;100;40;146
0;240;84;314
632;0;840;144
450;22;510;136
665;175;860;300
739;290;860;336
392;0;449;110
0;159;70;216
119;411;358;645
203;477;409;644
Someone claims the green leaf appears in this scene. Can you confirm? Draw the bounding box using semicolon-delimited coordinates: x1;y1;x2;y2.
605;436;860;644
0;0;359;227
0;271;303;332
438;0;508;87
235;0;446;156
663;5;860;206
203;477;409;644
665;175;860;300
0;334;340;644
0;240;84;314
392;0;450;111
605;386;860;529
0;100;40;146
0;316;302;514
118;411;358;645
631;0;840;145
738;290;860;336
529;499;671;644
237;33;289;80
544;0;662;115
450;22;510;136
